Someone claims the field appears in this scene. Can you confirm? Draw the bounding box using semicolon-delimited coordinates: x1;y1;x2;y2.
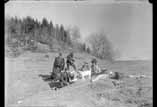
5;52;152;107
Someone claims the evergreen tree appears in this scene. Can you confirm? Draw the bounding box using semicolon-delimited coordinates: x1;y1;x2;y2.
5;16;80;52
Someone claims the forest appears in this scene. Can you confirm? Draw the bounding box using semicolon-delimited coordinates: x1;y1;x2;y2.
5;16;115;61
5;16;89;55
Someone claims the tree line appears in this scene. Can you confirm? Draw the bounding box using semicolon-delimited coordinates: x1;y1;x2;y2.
5;16;90;53
5;16;114;61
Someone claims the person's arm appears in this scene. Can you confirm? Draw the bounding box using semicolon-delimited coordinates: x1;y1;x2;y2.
80;65;85;71
67;55;70;60
54;58;57;66
72;57;75;62
52;57;57;71
91;65;94;73
67;55;70;63
62;59;65;70
96;65;100;73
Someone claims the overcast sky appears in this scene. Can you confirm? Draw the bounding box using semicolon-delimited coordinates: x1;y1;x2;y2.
5;1;152;60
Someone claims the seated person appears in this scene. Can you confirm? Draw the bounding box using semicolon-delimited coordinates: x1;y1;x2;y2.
91;58;101;75
64;68;75;82
66;52;76;71
80;62;90;71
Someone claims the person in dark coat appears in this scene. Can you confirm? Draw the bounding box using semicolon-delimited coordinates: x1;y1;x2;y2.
51;53;68;87
52;53;65;74
66;52;76;71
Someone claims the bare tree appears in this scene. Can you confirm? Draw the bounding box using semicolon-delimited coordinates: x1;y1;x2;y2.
68;26;81;42
87;32;115;61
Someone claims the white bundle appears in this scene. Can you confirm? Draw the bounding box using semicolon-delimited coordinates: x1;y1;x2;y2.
92;74;109;82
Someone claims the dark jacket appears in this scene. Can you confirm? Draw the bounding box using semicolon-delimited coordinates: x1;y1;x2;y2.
66;54;75;64
53;56;65;72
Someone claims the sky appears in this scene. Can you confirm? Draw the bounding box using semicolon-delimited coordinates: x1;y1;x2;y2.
5;1;152;60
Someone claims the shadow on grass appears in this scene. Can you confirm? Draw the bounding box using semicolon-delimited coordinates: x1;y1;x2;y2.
38;74;52;82
38;74;61;89
38;74;74;89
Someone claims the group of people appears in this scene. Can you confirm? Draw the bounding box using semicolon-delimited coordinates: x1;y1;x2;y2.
51;52;101;87
50;52;76;87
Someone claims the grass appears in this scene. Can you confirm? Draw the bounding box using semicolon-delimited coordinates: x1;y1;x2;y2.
5;52;152;107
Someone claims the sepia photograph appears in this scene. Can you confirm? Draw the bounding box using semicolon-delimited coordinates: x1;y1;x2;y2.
5;0;152;107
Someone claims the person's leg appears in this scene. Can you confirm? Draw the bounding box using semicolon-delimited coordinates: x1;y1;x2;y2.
63;72;68;83
51;66;57;80
71;63;76;70
67;63;70;70
56;72;64;87
65;73;70;85
66;72;71;82
64;72;68;82
51;72;55;80
60;72;69;86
